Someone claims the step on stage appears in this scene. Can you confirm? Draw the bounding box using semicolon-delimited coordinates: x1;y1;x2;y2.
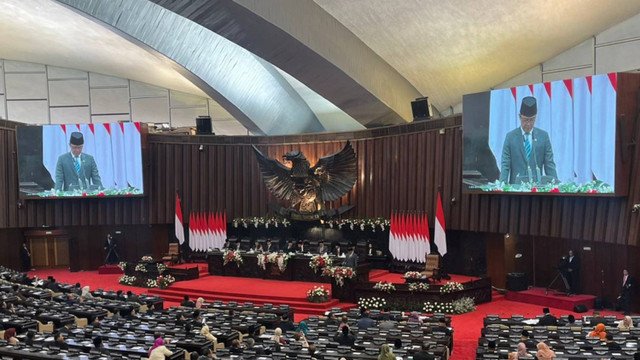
505;287;595;311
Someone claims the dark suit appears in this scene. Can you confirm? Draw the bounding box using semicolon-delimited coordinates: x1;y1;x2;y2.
54;152;102;191
412;351;436;360
356;317;375;330
343;252;358;268
538;314;558;326
500;127;557;184
317;245;328;254
566;255;580;294
620;275;634;315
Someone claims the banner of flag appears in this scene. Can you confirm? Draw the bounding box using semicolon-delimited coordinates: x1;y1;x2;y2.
187;212;228;252
388;192;448;262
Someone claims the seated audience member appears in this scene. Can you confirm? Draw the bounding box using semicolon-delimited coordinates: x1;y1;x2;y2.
412;342;436;360
148;338;173;360
190;351;200;360
366;242;376;256
193;310;202;323
53;332;69;350
195;297;206;309
520;330;535;349
393;338;403;350
334;244;343;257
264;239;275;252
537;307;557;326
181;295;195;307
338;315;350;331
588;323;607;340
65;293;77;305
605;333;622;350
535;342;556;360
378;343;397;360
184;322;193;335
25;331;35;346
200;324;217;343
316;240;328;255
198;348;216;359
278;314;295;333
379;307;393;321
357;309;375;330
297;240;308;253
0;302;8;314
284;240;296;253
115;290;126;301
325;312;339;326
81;286;93;299
590;311;606;326
271;327;287;345
234;241;242;251
60;321;74;334
435;317;452;336
508;342;533;359
222;239;230;250
293;331;309;347
93;336;110;355
378;317;397;331
297;321;310;335
333;325;356;347
308;343;317;358
407;311;423;324
255;241;264;253
565;314;576;325
618;315;634;331
176;313;187;327
126;290;140;303
486;340;497;353
125;308;137;320
4;328;18;345
230;339;245;354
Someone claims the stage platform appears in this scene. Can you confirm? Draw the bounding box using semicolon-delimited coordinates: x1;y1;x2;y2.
505;287;595;311
97;265;123;274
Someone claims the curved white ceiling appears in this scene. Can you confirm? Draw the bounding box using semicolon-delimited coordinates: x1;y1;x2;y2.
0;0;208;98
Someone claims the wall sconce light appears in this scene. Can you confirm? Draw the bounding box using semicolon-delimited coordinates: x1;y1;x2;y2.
198;145;204;151
633;204;640;213
504;233;510;239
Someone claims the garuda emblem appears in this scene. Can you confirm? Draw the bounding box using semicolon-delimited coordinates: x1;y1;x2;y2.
252;141;357;219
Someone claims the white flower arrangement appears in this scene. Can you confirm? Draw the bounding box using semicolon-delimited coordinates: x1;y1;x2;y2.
146;279;158;288
257;253;290;272
357;297;387;310
440;281;464;294
408;282;430;292
306;286;330;303
322;266;356;287
118;262;127;271
423;297;475;314
232;216;291;229
119;275;136;285
156;263;168;274
404;271;423;279
223;250;243;267
373;281;396;293
140;255;154;262
135;263;148;272
326;217;391;232
156;274;176;289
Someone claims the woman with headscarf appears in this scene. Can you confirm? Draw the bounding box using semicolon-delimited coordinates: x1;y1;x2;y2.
195;297;206;309
200;324;217;343
4;328;18;345
297;321;310;335
508;342;533;359
148;338;173;360
588;323;607;339
407;311;423;324
81;286;93;298
618;315;634;331
271;327;287;345
535;342;556;360
378;344;397;360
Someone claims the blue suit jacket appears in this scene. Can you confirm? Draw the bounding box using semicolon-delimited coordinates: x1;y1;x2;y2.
500;127;557;184
54;152;102;191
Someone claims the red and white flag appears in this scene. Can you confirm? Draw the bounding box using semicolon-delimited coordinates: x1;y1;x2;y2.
175;194;185;244
434;192;447;256
188;213;195;251
388;212;397;259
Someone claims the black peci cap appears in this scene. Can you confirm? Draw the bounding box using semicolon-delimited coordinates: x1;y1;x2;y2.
520;96;537;117
69;132;84;145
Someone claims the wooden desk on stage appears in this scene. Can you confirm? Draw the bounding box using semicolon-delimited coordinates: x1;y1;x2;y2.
206;251;370;285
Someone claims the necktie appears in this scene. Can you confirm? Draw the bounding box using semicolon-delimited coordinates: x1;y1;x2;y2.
524;134;531;160
75;157;81;176
623;275;627;286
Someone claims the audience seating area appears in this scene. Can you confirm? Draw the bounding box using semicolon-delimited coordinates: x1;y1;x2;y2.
476;314;640;359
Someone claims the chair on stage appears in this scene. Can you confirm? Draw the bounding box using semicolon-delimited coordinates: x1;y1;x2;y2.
421;253;441;280
162;243;180;264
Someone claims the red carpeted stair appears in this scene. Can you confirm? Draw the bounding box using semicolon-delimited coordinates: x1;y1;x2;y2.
505;287;595;311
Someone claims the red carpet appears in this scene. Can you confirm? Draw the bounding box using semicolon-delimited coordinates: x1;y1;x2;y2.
505;287;595;311
97;265;123;274
26;268;630;360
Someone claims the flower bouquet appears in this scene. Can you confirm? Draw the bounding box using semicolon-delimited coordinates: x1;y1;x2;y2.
156;263;168;274
258;253;291;272
309;255;332;273
119;275;136;285
306;286;330;303
156;274;176;289
423;297;475;314
223;250;243;267
134;263;148;272
357;297;387;310
140;255;154;262
404;271;423;279
440;281;464;294
373;281;396;293
118;262;127;271
408;282;430;292
322;266;356;287
146;279;158;288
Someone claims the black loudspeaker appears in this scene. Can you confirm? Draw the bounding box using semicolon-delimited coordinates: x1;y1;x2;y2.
593;297;604;310
506;272;528;291
196;115;213;135
573;304;588;313
411;97;431;120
